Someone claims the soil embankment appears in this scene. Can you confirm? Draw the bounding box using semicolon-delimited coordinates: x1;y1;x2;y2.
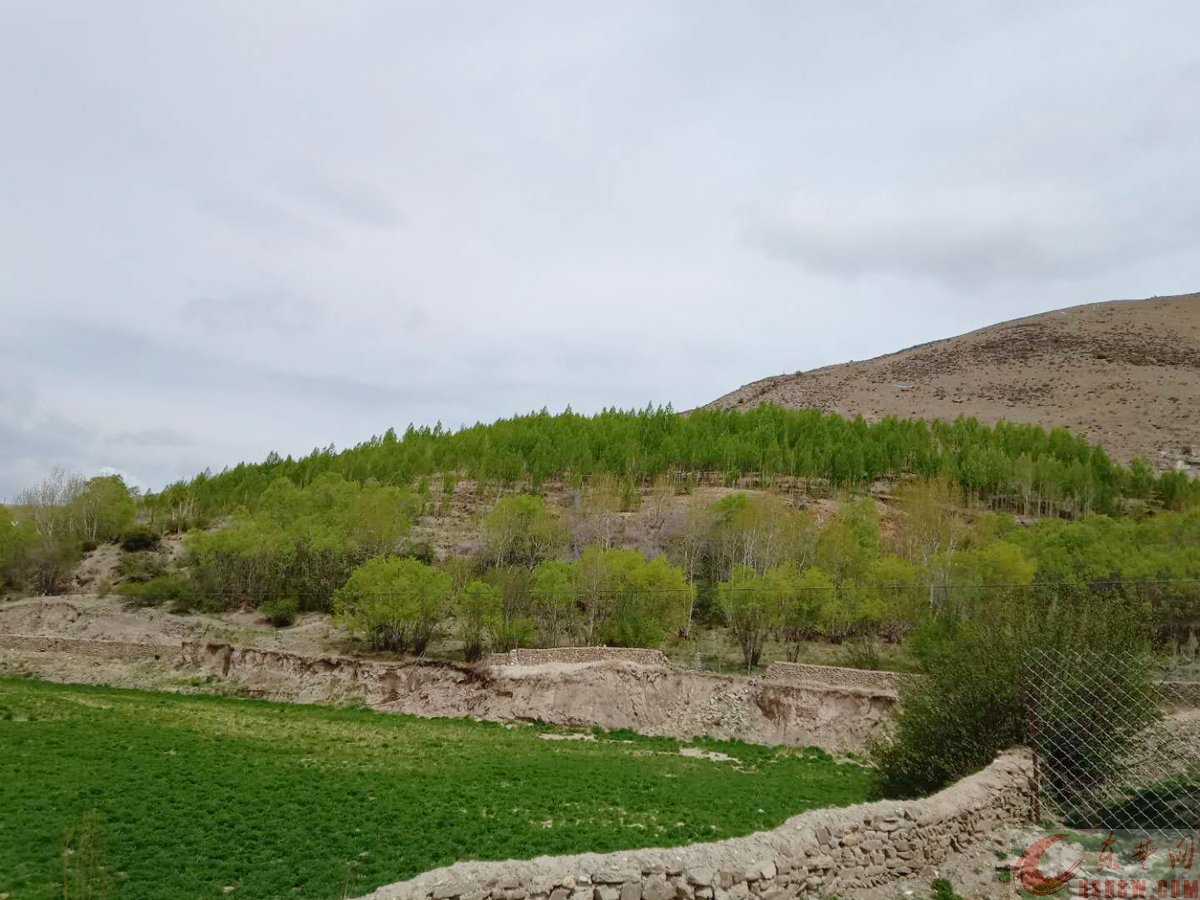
0;632;895;752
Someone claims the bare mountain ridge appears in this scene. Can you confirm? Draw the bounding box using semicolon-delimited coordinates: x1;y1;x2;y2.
706;292;1200;470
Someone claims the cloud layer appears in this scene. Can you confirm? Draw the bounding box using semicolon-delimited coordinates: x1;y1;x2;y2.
1;1;1198;496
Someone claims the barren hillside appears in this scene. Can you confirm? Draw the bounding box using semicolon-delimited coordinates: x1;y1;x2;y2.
707;293;1200;470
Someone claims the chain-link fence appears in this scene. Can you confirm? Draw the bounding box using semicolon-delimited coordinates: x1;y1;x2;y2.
1027;649;1200;832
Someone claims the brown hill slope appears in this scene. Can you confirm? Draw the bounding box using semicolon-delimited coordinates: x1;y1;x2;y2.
706;292;1200;470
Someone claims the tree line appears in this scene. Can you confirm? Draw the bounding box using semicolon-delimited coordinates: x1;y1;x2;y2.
162;406;1200;520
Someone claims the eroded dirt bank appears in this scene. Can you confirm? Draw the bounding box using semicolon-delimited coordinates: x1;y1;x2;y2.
0;632;895;752
183;641;895;751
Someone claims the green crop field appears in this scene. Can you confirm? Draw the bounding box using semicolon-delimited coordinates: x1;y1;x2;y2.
0;677;870;900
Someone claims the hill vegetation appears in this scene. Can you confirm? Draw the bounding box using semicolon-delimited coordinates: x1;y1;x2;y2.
3;407;1198;672
166;406;1197;517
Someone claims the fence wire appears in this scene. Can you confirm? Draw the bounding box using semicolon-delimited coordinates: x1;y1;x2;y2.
1028;648;1200;832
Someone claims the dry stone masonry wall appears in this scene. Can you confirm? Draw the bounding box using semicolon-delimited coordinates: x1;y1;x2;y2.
486;648;671;667
356;751;1033;900
764;662;909;693
0;633;173;660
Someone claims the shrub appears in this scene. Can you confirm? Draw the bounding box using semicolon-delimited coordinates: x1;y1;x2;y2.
481;495;567;568
871;597;1154;800
333;557;453;654
490;616;538;652
120;527;161;553
27;539;81;595
843;636;883;671
116;551;166;583
259;597;299;628
116;573;197;610
870;623;1025;799
930;879;964;900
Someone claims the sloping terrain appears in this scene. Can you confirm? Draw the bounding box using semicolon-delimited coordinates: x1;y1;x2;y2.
707;293;1200;469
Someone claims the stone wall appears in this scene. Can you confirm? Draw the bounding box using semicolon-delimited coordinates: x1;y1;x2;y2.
764;662;909;693
486;647;670;668
0;633;175;660
356;751;1033;900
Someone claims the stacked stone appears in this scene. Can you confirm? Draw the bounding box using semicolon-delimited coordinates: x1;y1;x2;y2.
359;752;1034;900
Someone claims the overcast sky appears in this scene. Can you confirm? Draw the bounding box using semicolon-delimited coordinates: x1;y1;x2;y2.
2;1;1199;499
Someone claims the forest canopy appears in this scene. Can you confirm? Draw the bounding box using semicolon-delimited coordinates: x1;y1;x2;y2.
159;405;1198;519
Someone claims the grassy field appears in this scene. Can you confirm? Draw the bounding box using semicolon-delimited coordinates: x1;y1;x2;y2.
0;678;871;900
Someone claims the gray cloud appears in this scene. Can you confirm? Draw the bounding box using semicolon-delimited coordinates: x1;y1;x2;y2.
0;383;131;500
1;1;1198;496
745;185;1200;287
291;173;405;230
182;292;323;336
105;428;194;448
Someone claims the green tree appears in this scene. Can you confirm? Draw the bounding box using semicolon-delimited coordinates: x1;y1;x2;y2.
861;555;925;640
814;498;880;584
529;560;577;646
70;475;137;542
185;474;416;611
709;493;815;577
871;600;1153;800
776;565;832;659
719;565;779;669
0;508;38;590
566;547;692;647
333;557;452;654
480;495;567;568
608;552;692;647
454;580;502;661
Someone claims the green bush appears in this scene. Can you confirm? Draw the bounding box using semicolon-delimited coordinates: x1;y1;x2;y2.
259;597;299;628
116;573;197;610
930;878;964;900
116;551;166;583
120;527;161;553
843;636;883;671
491;616;538;652
1089;774;1200;830
870;623;1025;799
333;557;452;653
871;598;1155;800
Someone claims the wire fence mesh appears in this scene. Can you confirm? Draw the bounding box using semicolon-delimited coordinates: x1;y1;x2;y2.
1027;648;1200;832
